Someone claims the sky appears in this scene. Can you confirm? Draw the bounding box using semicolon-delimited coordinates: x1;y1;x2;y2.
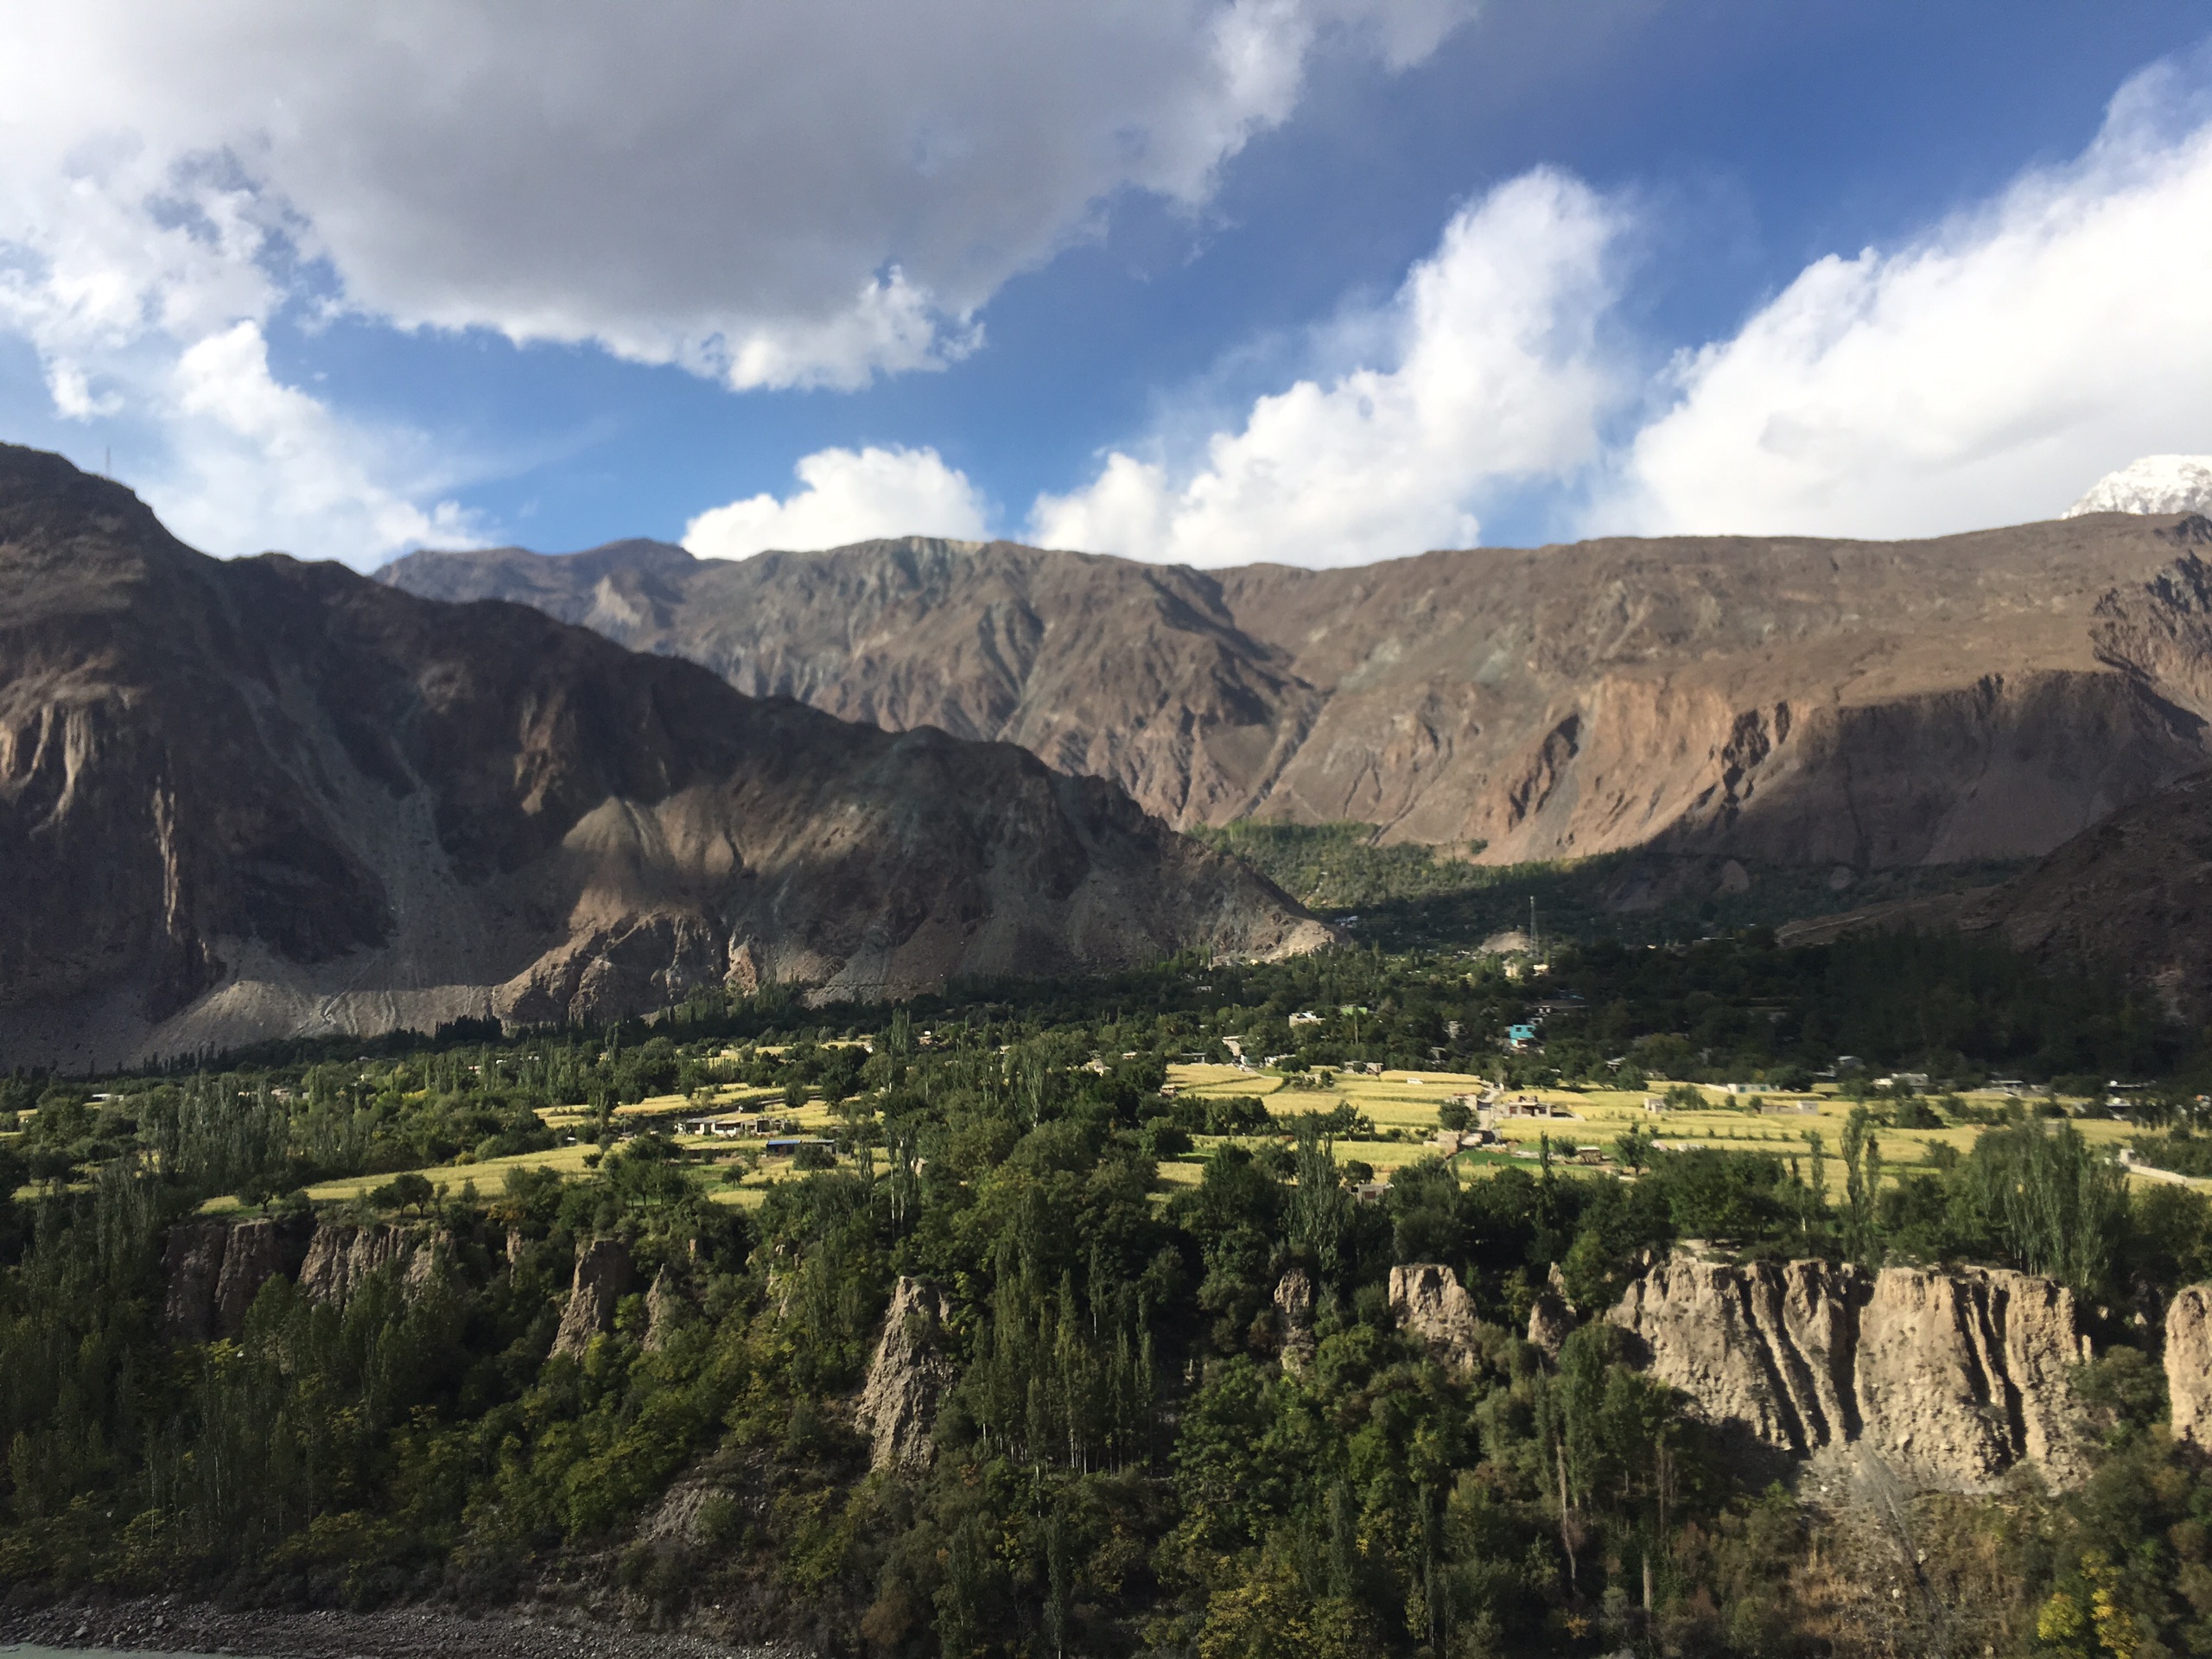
3;1;2212;570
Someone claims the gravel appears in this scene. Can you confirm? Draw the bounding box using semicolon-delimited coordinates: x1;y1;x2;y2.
0;1597;800;1659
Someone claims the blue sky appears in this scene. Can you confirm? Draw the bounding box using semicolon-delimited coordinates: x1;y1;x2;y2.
3;1;2211;567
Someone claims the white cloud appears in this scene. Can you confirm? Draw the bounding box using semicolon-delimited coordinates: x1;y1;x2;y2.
0;0;1477;394
1029;168;1628;566
158;321;480;561
683;446;991;559
0;0;1473;565
1023;48;2212;567
1602;53;2212;538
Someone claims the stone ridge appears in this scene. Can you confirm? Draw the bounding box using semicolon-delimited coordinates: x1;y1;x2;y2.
1607;1253;2094;1490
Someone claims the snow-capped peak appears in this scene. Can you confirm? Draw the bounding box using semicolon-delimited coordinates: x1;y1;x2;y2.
2065;454;2212;518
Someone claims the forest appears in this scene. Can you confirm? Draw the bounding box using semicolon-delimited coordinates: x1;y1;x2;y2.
1;929;2210;1656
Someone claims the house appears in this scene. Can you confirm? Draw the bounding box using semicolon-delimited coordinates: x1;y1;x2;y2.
765;1137;836;1158
1352;1179;1389;1203
1761;1099;1821;1115
1506;1023;1538;1048
1289;1011;1322;1027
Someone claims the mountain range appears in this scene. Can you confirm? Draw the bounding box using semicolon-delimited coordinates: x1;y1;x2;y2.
385;512;2212;869
0;446;1326;1070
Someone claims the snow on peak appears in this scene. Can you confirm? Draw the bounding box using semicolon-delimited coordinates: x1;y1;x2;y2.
2065;454;2212;518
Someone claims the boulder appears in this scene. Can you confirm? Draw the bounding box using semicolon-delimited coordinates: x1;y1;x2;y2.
2168;1285;2212;1446
860;1277;955;1471
553;1237;635;1357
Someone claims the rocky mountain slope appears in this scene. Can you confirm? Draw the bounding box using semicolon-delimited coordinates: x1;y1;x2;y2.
1779;762;2212;1018
383;514;2212;868
0;446;1328;1069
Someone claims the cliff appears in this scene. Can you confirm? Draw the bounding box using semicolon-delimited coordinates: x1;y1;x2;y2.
383;516;2212;867
0;445;1330;1069
164;1217;447;1339
161;1216;315;1342
1777;762;2212;1019
1606;1254;2094;1491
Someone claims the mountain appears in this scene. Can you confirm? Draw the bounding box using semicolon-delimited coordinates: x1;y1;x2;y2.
384;513;2212;868
1781;766;2212;1021
0;446;1329;1070
2067;454;2212;518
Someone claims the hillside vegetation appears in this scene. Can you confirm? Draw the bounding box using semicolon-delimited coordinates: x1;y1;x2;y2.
2;933;2210;1656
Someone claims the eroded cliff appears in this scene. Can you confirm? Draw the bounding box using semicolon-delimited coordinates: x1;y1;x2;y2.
1607;1254;2095;1490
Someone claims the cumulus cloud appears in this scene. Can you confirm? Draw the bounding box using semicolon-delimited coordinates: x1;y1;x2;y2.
0;0;1473;563
1602;52;2212;538
0;0;1477;392
1024;48;2212;566
684;446;991;559
1029;168;1628;566
162;322;480;560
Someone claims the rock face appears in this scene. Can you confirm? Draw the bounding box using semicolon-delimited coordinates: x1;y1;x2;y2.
2166;1286;2212;1447
1854;1265;2092;1490
1608;1254;2094;1490
554;1237;634;1358
1274;1267;1316;1374
385;515;2212;868
1526;1266;1577;1362
1390;1262;1489;1371
860;1277;954;1471
298;1223;421;1303
642;1266;692;1355
0;444;1329;1069
161;1216;313;1343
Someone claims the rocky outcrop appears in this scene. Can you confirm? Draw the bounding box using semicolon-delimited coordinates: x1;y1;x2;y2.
1607;1253;2094;1490
1527;1265;1577;1363
162;1216;313;1343
1391;1263;1490;1371
642;1266;693;1355
1274;1267;1316;1374
1610;1256;1859;1460
553;1237;635;1358
2169;1287;2212;1447
0;444;1329;1071
860;1277;954;1471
